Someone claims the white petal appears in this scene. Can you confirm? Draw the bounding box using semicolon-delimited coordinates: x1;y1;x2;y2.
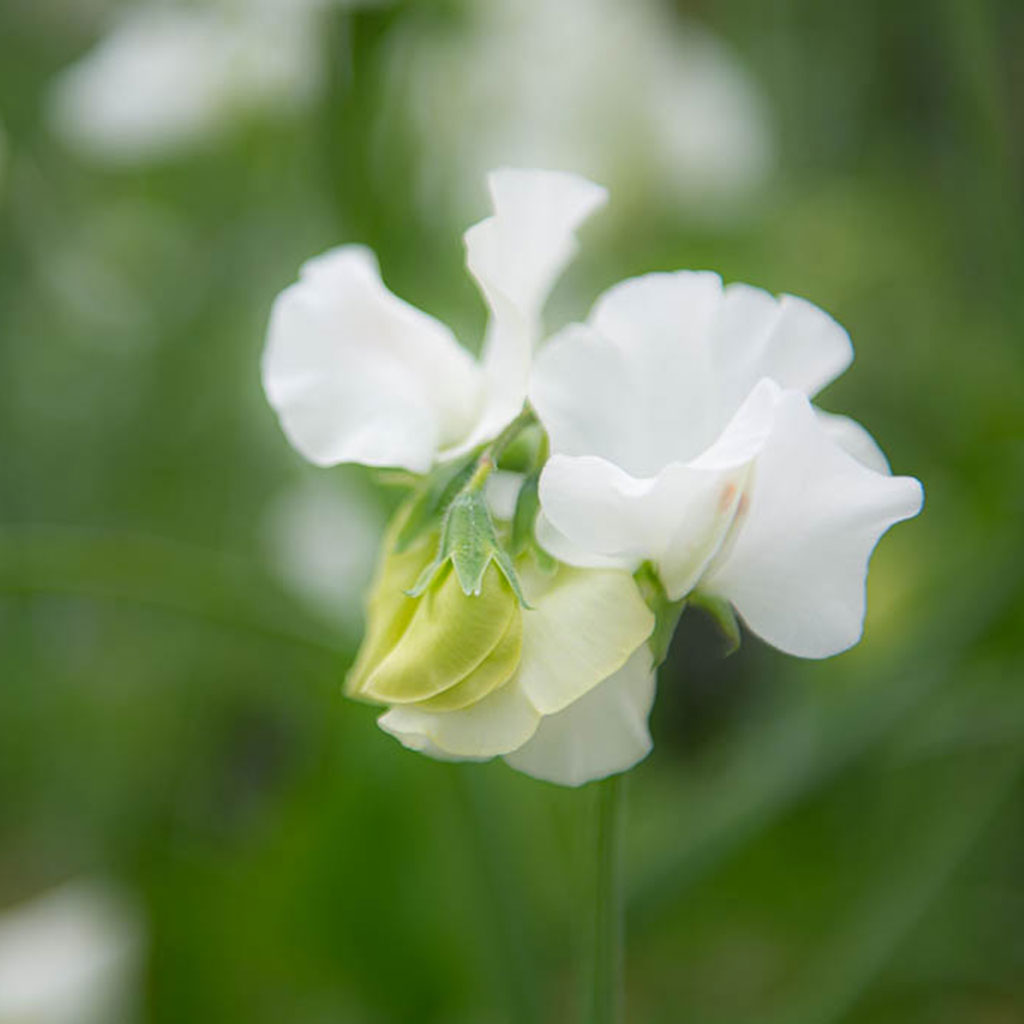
377;679;540;760
534;513;628;571
817;410;892;474
538;453;741;597
530;323;634;468
531;272;725;474
263;246;480;472
459;168;607;448
466;167;608;331
484;470;524;521
713;284;853;415
703;391;924;658
538;380;781;598
504;647;656;787
516;567;654;715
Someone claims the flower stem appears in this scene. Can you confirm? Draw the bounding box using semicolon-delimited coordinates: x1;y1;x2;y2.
583;773;626;1024
467;405;539;492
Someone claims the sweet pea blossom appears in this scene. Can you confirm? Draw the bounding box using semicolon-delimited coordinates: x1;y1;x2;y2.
530;273;924;658
263;168;607;473
262;167;923;785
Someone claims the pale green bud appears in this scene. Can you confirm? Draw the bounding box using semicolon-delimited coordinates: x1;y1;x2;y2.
346;519;523;713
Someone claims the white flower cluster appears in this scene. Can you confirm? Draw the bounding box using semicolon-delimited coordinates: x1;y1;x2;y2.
262;169;923;787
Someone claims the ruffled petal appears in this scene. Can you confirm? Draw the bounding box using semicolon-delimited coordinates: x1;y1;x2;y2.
537;455;735;584
537;381;778;598
377;679;541;759
516;567;654;715
263;245;481;473
531;272;724;474
712;284;853;416
459;168;608;449
531;274;853;475
702;391;924;658
817;410;892;474
533;513;627;571
504;647;656;787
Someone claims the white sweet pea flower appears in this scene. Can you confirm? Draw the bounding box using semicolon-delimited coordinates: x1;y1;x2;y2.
0;881;142;1024
263;168;607;473
530;272;924;659
262;168;924;787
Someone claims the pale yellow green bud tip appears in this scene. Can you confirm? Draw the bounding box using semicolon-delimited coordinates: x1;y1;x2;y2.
346;525;523;714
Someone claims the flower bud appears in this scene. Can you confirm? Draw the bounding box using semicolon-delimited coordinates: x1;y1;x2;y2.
346;527;523;713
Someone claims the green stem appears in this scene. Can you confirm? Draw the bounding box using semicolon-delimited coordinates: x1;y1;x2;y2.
584;774;627;1024
467;406;539;492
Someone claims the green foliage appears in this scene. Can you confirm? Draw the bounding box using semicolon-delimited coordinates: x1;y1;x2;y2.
1;1;1022;1022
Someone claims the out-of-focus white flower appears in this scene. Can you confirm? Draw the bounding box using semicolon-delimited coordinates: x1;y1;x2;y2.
46;0;335;164
264;167;607;474
0;880;142;1024
263;476;384;624
530;273;924;659
384;0;774;222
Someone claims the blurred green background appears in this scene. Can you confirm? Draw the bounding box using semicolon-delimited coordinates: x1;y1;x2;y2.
1;0;1022;1021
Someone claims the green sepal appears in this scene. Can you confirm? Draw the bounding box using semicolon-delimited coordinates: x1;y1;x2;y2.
690;591;742;655
494;422;544;473
508;472;557;573
408;491;531;608
394;453;479;553
634;562;687;669
510;474;540;556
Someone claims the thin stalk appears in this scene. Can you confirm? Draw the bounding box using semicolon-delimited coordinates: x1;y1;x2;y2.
467;405;539;492
583;774;627;1024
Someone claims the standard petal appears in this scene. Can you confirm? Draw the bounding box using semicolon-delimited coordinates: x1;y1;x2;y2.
465;168;608;333
504;647;656;787
817;410;892;474
263;245;481;472
531;272;724;474
712;284;853;416
702;391;924;658
378;680;541;760
516;567;654;715
458;169;608;449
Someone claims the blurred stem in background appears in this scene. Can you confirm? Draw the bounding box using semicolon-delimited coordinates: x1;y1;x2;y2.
583;775;626;1024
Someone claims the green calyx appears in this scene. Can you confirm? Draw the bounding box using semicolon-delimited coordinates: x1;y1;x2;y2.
408;487;530;607
634;562;688;670
633;562;742;667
